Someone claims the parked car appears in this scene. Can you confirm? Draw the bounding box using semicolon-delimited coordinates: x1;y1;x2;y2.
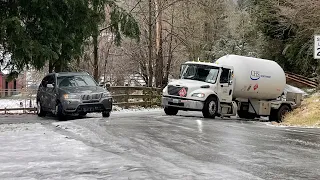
36;72;112;120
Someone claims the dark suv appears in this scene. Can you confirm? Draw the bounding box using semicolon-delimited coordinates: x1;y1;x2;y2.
36;72;112;120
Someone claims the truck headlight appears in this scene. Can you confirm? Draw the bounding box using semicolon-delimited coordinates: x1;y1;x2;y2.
63;94;80;99
191;93;205;98
102;92;111;98
162;87;167;94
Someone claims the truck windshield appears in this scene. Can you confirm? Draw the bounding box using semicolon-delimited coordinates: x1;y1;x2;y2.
180;64;219;84
57;75;98;87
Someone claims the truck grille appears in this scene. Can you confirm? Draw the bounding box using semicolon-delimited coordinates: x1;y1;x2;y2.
81;93;102;101
168;85;188;97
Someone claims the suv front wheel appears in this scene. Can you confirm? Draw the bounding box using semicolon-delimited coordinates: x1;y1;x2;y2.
56;102;66;121
102;111;110;118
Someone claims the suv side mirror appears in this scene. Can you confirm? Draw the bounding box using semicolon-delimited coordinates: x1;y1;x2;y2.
228;80;233;85
47;84;54;88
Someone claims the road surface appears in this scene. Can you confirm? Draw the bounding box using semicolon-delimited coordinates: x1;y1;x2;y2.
0;110;320;180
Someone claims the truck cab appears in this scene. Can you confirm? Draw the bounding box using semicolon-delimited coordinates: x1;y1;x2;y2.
162;61;237;118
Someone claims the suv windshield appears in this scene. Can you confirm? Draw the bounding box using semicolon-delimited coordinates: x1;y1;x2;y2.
57;75;98;87
180;64;219;84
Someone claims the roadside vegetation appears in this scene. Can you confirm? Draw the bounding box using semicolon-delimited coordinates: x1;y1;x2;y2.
282;91;320;127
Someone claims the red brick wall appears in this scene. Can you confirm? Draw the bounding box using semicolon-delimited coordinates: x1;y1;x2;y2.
0;72;26;91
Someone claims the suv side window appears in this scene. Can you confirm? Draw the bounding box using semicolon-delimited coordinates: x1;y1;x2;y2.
47;75;55;86
41;75;55;88
41;76;50;88
220;68;230;84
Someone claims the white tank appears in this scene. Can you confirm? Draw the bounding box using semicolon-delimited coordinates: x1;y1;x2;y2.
215;55;286;100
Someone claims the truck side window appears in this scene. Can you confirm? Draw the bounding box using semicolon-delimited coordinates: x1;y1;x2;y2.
220;68;230;83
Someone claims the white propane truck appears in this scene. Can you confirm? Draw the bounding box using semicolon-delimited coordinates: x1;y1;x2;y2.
161;54;302;122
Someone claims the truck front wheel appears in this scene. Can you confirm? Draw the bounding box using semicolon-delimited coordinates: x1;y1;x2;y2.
164;107;179;116
202;96;218;119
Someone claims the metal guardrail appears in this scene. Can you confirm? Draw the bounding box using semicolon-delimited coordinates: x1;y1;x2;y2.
285;72;318;88
0;86;162;114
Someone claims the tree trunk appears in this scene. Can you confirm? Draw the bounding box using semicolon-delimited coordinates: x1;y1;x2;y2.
155;0;164;88
148;0;153;87
164;5;175;87
54;61;62;72
93;30;99;82
103;40;113;84
49;60;54;73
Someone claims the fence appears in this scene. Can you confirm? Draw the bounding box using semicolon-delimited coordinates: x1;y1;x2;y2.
108;86;162;108
0;88;37;114
0;86;162;114
285;72;319;88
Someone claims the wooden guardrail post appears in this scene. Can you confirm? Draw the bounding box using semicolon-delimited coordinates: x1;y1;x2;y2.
149;88;153;107
125;88;129;109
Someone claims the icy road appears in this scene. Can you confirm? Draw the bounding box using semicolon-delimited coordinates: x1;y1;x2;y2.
1;110;320;180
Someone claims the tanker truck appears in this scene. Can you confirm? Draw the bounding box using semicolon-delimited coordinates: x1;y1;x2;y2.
161;54;302;122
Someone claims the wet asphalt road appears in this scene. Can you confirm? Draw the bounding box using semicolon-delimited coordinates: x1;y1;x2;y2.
1;110;320;180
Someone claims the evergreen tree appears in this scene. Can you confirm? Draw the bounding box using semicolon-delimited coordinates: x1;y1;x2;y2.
0;0;140;77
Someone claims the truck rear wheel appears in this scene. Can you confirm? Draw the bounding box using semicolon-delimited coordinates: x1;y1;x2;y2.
202;96;218;119
164;107;179;116
275;105;290;123
268;109;277;122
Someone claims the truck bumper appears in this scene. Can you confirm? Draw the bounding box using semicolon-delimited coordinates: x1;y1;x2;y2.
161;96;204;110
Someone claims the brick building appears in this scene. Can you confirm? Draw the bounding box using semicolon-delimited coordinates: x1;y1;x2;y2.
0;71;26;97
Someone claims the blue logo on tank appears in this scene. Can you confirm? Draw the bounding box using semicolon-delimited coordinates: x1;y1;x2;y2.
250;71;271;80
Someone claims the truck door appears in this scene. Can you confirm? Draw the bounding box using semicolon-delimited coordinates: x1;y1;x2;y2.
218;68;233;102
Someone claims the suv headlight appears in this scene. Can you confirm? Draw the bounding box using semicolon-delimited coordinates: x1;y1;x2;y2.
191;93;205;98
63;94;80;99
102;92;111;98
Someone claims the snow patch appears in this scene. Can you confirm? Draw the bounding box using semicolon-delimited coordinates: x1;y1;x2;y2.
263;122;320;129
0;99;36;109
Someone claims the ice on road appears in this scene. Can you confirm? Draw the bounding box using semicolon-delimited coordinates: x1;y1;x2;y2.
0;123;151;180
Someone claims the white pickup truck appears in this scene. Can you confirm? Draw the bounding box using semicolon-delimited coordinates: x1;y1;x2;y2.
161;55;303;122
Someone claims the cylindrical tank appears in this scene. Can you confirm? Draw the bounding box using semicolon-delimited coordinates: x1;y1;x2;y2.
215;54;286;100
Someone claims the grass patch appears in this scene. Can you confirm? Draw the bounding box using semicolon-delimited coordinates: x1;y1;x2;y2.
282;92;320;127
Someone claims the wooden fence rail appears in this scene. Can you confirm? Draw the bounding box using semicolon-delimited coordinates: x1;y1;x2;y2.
107;86;162;108
0;86;163;114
